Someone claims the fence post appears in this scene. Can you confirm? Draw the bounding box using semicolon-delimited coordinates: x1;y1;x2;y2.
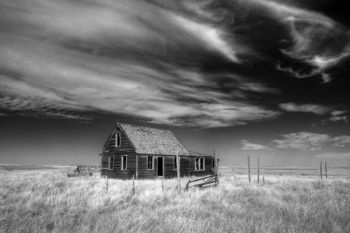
325;162;328;179
257;157;260;184
320;161;323;179
132;175;135;195
176;154;181;192
213;150;220;185
106;175;108;193
162;177;164;191
136;155;139;179
213;150;217;176
247;156;251;183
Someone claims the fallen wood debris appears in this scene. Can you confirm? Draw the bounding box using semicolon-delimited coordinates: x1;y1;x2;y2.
184;175;218;191
67;165;100;177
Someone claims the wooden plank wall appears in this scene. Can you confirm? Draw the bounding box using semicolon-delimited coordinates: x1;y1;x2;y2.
103;126;135;154
137;155;158;178
101;125;136;179
100;125;215;179
101;154;137;179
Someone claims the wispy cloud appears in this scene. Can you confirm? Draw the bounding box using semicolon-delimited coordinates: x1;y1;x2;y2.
279;103;331;115
247;0;350;82
241;140;270;150
0;0;284;127
332;136;350;148
273;132;330;151
273;132;350;151
329;111;348;123
0;0;347;126
170;14;241;63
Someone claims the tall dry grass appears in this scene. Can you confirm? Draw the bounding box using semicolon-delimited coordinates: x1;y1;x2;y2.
1;169;350;233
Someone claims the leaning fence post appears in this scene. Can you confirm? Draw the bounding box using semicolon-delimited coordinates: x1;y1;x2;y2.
132;175;135;195
325;162;328;179
320;161;323;179
247;156;251;183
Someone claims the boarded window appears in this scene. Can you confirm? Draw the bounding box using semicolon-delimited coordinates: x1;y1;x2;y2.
115;132;121;147
174;157;177;170
195;158;205;171
121;155;127;170
108;156;114;169
147;156;153;170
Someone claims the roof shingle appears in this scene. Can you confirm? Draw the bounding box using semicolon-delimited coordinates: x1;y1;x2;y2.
119;123;190;156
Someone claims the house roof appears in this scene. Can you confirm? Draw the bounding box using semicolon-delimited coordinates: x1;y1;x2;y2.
118;123;191;156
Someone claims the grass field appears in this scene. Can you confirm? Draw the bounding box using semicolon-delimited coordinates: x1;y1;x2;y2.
1;167;350;233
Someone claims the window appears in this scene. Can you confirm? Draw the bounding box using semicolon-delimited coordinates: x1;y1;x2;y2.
173;157;177;170
108;156;115;169
147;156;153;170
195;158;205;171
115;132;121;147
121;155;127;170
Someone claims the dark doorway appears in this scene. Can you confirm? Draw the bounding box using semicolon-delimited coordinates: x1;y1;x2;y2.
158;157;163;176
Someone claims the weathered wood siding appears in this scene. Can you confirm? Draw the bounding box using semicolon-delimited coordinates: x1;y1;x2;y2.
102;126;135;155
101;154;215;179
100;125;215;179
101;125;137;179
137;155;158;178
101;154;137;179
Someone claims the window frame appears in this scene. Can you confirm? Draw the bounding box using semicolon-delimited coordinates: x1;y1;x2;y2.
121;155;127;170
195;158;205;171
107;155;115;170
115;131;121;148
147;156;154;170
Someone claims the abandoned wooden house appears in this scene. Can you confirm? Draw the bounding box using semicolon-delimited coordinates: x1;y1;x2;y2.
100;123;216;179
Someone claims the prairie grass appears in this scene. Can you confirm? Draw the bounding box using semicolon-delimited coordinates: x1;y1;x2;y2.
1;169;350;233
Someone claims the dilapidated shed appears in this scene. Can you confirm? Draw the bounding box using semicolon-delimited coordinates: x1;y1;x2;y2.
100;123;216;179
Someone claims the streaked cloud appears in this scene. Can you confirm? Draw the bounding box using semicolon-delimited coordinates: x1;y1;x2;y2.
273;132;330;151
0;0;286;127
248;0;350;82
332;136;350;148
0;0;348;127
241;140;270;150
279;103;330;115
170;14;241;63
273;131;350;151
329;111;348;123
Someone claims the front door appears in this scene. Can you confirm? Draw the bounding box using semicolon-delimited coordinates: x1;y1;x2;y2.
158;157;163;176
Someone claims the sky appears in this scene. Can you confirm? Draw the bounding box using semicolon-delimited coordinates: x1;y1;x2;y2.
0;0;350;167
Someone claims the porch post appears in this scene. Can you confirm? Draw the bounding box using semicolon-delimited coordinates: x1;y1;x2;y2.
176;154;181;191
